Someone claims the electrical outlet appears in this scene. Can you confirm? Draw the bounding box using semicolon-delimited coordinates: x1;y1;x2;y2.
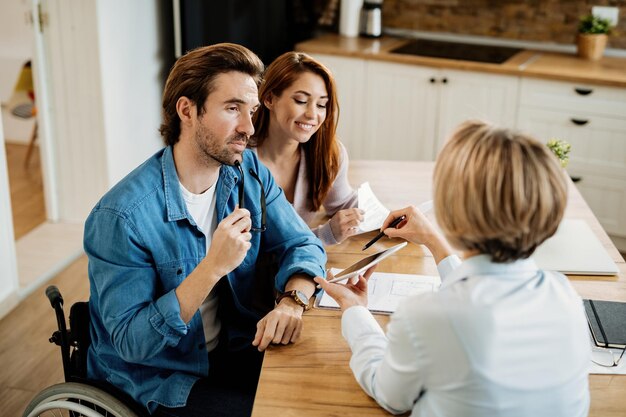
592;6;619;26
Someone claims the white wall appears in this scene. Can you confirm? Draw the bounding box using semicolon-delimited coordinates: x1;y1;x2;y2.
0;0;35;144
36;0;166;222
96;0;164;187
0;0;33;101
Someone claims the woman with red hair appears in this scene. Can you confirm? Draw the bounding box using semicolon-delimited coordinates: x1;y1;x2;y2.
251;52;363;245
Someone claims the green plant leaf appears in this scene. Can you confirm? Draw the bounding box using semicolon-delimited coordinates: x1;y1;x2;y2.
578;14;613;34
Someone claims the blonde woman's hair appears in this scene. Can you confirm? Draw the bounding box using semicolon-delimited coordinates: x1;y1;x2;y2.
433;120;568;263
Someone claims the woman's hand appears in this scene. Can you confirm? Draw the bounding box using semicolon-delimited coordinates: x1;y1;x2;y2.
381;206;435;245
313;266;376;311
329;208;365;243
382;206;453;263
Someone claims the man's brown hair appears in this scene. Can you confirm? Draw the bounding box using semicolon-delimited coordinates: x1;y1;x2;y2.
159;43;264;146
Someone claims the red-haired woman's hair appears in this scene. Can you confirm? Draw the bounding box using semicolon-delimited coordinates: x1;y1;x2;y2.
251;52;340;211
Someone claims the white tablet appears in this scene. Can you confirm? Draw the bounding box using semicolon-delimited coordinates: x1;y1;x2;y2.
326;242;408;284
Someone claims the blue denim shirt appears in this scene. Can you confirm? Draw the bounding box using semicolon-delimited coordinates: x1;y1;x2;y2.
84;147;326;413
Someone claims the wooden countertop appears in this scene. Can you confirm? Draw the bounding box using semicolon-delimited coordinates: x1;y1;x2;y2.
296;34;626;87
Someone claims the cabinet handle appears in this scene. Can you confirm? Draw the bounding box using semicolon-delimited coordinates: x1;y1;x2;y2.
574;87;593;96
442;78;448;84
570;118;589;126
429;77;436;84
570;175;582;183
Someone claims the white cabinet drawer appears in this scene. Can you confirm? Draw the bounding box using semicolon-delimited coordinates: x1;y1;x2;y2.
574;173;626;237
517;107;626;179
520;78;626;118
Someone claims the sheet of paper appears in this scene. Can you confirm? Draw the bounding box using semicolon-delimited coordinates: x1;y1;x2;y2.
357;182;434;234
316;269;441;314
357;182;390;233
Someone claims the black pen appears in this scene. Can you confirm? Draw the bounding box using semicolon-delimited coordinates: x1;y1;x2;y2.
362;215;406;251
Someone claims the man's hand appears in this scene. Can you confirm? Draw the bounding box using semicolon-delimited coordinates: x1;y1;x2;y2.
313;266;376;311
252;299;304;351
204;208;252;277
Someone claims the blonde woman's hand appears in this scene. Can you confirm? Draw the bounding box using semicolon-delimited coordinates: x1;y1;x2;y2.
313;266;376;311
381;206;435;245
329;208;365;243
382;206;453;263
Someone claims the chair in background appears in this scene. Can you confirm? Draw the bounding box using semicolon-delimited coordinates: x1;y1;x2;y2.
8;60;38;168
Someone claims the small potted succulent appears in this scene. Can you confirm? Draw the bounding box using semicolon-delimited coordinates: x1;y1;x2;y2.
547;138;572;168
577;14;613;61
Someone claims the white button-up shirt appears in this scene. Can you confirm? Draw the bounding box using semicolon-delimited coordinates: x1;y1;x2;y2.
342;254;590;417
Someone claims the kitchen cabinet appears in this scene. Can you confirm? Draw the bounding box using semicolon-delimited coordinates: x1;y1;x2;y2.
362;60;438;160
436;68;520;151
517;78;626;238
310;54;367;158
312;55;520;161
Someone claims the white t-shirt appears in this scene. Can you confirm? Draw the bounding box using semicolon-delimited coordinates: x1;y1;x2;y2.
180;181;220;352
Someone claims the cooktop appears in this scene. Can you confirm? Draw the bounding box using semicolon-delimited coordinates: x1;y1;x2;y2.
390;39;522;64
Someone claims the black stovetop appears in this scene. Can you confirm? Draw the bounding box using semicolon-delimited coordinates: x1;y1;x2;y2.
390;39;521;64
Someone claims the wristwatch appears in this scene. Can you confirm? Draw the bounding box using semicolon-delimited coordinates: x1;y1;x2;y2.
276;290;310;311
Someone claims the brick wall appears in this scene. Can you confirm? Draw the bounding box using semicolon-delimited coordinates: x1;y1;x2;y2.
383;0;626;50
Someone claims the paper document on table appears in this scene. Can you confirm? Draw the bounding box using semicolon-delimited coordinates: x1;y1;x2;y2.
315;269;441;314
357;182;389;233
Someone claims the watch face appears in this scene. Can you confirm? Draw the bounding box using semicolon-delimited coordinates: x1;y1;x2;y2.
294;290;309;305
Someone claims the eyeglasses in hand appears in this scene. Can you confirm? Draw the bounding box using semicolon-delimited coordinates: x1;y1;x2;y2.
234;160;266;232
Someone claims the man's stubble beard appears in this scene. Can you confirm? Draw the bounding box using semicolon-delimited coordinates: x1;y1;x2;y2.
194;123;248;167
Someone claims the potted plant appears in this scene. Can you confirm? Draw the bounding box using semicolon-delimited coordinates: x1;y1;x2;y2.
547;138;572;168
577;14;613;61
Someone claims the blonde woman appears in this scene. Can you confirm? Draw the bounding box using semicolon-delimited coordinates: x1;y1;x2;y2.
316;121;590;417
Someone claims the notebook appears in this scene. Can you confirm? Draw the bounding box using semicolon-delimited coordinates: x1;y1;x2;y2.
532;219;618;275
583;299;626;349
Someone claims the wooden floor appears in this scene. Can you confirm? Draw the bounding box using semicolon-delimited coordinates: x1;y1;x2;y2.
5;143;46;240
1;143;89;416
0;256;90;416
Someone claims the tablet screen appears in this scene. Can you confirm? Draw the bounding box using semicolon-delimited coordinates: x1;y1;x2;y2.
334;251;389;278
333;242;407;279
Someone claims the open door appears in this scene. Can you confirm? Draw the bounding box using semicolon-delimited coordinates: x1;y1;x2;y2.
31;0;59;220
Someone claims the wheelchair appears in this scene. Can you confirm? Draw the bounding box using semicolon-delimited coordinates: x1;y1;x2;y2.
23;286;149;417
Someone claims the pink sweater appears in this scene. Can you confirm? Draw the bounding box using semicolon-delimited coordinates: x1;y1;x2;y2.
251;142;358;245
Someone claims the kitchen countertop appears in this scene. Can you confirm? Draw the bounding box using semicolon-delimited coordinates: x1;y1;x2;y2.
295;34;626;87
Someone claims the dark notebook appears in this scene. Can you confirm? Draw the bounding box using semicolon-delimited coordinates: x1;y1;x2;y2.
583;299;626;349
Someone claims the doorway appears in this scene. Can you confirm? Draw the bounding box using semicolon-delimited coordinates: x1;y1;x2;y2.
0;1;45;264
0;0;84;305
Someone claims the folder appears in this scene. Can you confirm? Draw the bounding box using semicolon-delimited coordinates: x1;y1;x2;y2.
532;219;618;275
584;299;626;349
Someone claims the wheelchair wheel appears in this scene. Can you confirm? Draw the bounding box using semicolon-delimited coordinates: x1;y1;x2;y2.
23;382;140;417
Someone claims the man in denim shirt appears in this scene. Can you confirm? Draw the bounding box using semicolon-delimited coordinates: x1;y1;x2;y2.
84;44;326;417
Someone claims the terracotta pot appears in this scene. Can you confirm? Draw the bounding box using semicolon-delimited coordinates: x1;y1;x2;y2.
577;33;608;61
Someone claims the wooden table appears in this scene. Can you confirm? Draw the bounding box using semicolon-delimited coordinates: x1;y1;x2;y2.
252;161;626;417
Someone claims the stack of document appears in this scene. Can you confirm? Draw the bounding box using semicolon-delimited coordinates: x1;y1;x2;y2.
316;270;440;314
357;182;390;233
357;182;433;234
